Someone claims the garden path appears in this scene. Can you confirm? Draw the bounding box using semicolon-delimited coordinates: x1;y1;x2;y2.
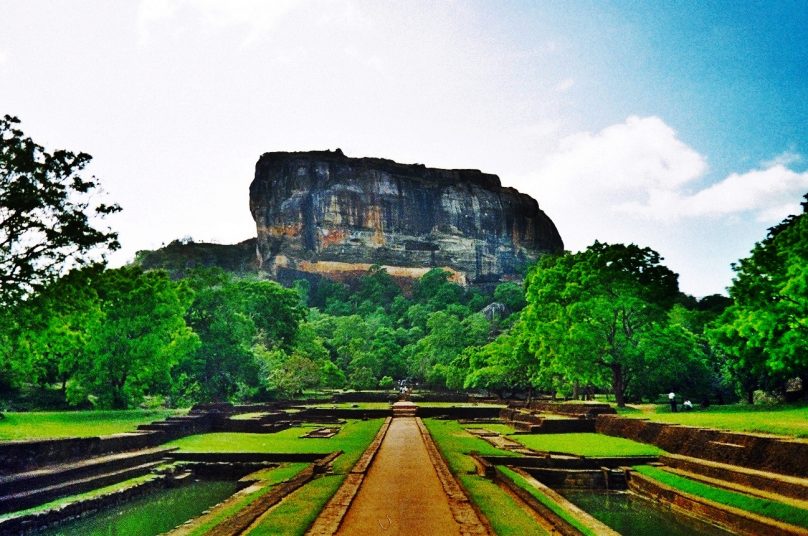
334;416;461;535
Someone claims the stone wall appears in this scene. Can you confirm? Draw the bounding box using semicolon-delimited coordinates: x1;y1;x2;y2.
596;415;808;477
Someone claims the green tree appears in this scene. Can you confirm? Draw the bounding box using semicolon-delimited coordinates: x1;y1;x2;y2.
16;266;103;398
0;115;120;306
523;242;680;407
180;269;304;402
71;267;198;408
493;282;527;312
709;198;808;400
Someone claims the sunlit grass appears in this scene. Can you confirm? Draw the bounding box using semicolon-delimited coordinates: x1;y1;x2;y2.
498;467;597;536
0;409;185;440
185;463;309;536
509;433;661;457
461;422;518;435
633;465;808;528
423;419;553;535
617;403;808;438
245;475;345;536
167;418;384;474
459;474;549;535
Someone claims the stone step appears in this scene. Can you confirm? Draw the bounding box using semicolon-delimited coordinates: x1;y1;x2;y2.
0;447;174;492
660;453;808;502
661;465;808;510
0;460;165;514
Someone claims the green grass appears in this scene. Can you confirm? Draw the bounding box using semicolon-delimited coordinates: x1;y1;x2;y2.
304;402;392;409
462;423;518;435
0;472;162;521
0;409;185;440
175;419;383;535
424;418;515;474
167;418;383;474
415;401;507;407
498;467;597;536
245;475;345;536
633;465;808;528
509;433;662;457
423;419;557;535
617;403;808;438
185;463;309;536
459;474;549;535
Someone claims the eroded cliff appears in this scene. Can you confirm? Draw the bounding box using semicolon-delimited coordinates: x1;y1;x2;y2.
249;150;563;286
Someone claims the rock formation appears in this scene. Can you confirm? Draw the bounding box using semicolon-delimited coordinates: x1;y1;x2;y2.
249;150;563;286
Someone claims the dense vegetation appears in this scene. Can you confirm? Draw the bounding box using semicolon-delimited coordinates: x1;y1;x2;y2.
0;116;805;410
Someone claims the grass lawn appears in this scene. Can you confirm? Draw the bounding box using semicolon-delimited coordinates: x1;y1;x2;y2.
462;423;518;435
167;418;384;473
185;463;310;536
0;473;161;522
245;474;345;536
498;467;597;536
633;465;808;528
509;433;662;457
459;474;549;536
0;409;185;440
304;402;392;409
425;419;553;535
617;403;808;438
415;401;507;407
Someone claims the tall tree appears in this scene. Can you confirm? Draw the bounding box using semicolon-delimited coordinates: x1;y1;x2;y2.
523;242;680;406
0;115;120;306
70;267;198;408
710;197;808;399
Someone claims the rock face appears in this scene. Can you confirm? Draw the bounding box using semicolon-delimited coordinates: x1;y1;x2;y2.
249;150;563;286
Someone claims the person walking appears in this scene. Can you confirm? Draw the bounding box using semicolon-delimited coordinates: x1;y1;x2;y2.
668;391;677;412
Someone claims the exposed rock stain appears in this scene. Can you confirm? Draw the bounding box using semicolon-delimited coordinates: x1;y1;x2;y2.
250;150;563;286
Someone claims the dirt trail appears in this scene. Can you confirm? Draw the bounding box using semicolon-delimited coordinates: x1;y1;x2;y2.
335;417;462;536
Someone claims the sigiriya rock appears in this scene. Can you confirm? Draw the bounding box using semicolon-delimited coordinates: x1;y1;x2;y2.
137;150;564;286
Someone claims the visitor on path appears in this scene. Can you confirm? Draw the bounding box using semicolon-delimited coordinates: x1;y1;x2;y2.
669;391;677;412
683;399;693;411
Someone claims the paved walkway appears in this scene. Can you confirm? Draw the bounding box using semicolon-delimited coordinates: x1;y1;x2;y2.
335;417;462;536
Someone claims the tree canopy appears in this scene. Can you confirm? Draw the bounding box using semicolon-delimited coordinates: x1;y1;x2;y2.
0;115;120;306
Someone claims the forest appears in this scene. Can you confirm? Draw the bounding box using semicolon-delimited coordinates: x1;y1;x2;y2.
1;115;806;410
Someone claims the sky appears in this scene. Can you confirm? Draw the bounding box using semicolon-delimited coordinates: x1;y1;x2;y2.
1;0;806;297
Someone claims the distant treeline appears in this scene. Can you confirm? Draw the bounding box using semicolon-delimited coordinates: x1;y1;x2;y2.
1;115;805;409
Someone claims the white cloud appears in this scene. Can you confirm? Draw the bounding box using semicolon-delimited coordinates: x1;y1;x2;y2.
762;150;802;168
0;49;8;65
533;116;807;228
137;0;305;45
537;115;707;196
554;78;574;92
511;116;808;295
622;164;808;222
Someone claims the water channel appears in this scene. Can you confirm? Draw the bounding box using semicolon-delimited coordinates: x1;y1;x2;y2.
561;490;735;536
37;480;238;536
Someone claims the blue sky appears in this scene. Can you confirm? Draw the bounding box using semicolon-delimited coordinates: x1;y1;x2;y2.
1;1;806;296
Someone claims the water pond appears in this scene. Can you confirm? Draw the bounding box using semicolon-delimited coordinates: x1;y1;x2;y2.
561;490;734;536
38;480;238;536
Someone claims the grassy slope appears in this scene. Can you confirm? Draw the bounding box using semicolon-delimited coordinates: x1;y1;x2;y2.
245;475;345;536
462;422;518;435
509;433;662;457
176;419;383;534
424;419;549;535
185;463;310;536
617;403;808;438
0;409;185;440
498;466;597;536
634;465;808;528
168;418;383;474
0;473;161;522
